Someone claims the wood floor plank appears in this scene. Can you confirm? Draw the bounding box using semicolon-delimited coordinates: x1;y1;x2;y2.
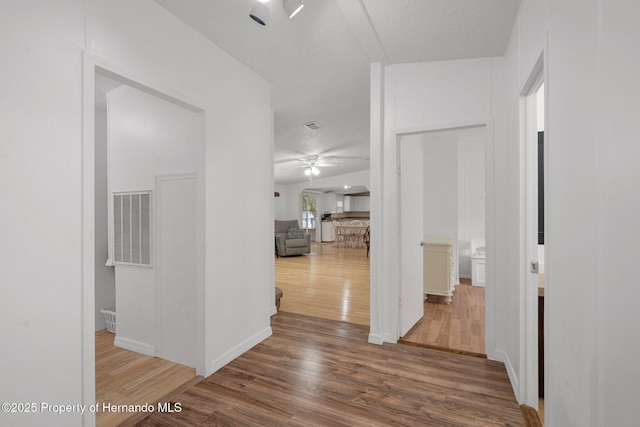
401;282;486;356
276;243;370;326
95;330;198;427
278;243;486;358
136;312;524;426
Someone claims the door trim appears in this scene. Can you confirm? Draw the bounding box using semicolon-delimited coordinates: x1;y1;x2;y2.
82;53;207;426
519;54;544;407
389;120;495;352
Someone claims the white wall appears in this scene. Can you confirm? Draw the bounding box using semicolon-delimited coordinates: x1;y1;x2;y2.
95;106;116;330
422;135;458;239
0;2;85;426
596;3;640;424
373;57;499;350
91;0;273;378
107;84;202;355
422;135;459;283
457;137;485;279
274;184;288;220
494;0;640;424
1;1;272;425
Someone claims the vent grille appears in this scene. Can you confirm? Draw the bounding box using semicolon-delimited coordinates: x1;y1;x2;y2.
304;121;321;131
113;191;151;266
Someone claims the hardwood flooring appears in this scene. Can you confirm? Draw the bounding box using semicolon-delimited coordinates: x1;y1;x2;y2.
275;243;370;326
96;330;199;426
400;280;486;357
276;243;486;356
136;312;524;426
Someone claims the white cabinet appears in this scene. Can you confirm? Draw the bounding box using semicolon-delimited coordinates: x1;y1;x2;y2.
343;196;351;211
422;237;455;303
343;195;370;212
321;222;335;242
352;196;370;211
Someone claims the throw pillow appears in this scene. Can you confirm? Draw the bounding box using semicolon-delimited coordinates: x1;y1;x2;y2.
286;226;304;239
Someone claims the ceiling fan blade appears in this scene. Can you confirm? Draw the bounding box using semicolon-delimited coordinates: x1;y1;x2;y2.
316;161;338;167
274;158;302;166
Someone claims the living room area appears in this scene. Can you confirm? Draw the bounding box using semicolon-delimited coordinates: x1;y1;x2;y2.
274;170;371;326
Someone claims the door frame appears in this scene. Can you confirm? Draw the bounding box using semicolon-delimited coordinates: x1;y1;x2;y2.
81;53;206;426
391;119;495;350
519;54;545;407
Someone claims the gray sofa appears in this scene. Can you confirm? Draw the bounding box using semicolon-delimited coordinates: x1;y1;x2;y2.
275;220;311;257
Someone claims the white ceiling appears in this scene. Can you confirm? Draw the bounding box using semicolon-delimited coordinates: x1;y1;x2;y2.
152;0;520;184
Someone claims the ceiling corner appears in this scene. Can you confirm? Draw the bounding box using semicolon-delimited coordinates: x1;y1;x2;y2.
334;0;389;64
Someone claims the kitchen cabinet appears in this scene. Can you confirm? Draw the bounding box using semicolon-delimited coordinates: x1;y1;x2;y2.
321;221;335;242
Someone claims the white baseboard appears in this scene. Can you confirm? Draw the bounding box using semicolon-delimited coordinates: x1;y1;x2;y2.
208;327;272;376
368;333;383;344
494;349;520;403
114;336;155;356
383;332;396;343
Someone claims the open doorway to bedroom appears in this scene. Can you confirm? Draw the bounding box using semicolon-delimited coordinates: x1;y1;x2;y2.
397;125;488;358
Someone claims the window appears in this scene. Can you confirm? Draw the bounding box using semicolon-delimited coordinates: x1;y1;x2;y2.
113;191;151;266
301;194;316;230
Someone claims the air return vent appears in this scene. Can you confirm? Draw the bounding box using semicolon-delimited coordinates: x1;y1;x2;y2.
304;121;321;131
113;191;151;266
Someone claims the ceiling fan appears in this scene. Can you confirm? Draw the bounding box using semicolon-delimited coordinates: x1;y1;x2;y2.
301;155;335;184
275;154;338;184
275;148;370;185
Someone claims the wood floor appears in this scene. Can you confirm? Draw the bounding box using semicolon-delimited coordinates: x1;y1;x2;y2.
96;330;199;426
136;312;524;426
400;280;486;357
277;244;486;356
275;243;370;326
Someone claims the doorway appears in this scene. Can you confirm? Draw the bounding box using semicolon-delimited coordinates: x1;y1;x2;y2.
521;71;545;410
274;184;371;326
397;124;489;357
87;60;206;425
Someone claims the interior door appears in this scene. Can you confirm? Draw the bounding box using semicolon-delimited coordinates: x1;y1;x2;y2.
399;136;425;336
156;175;196;367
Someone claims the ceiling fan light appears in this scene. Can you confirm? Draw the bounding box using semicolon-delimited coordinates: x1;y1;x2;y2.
283;0;304;19
304;166;319;177
249;2;269;26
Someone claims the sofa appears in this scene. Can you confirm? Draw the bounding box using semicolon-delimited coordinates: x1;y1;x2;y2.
275;220;311;257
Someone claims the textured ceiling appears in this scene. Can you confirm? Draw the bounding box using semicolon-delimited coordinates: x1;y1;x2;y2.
152;0;520;184
361;0;521;63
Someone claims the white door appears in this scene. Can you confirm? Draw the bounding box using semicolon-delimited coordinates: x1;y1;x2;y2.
156;175;196;367
399;137;425;336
